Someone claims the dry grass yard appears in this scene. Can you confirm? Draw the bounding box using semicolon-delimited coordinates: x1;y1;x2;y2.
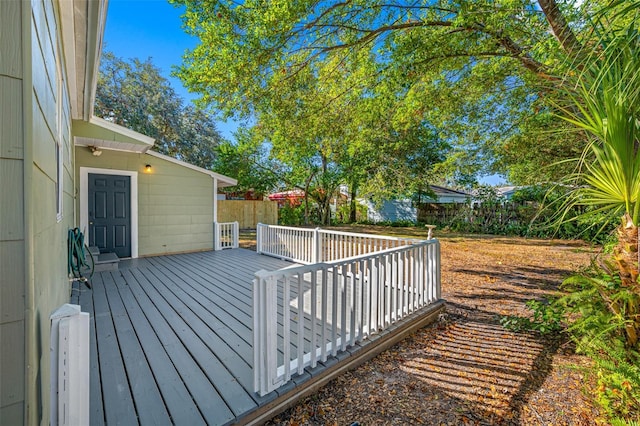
240;226;604;425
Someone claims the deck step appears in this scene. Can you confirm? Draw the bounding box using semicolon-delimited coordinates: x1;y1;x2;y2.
94;252;120;272
83;249;120;273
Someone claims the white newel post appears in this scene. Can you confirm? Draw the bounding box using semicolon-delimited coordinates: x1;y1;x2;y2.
213;177;218;223
50;304;90;426
256;223;263;254
213;177;219;250
436;241;442;300
214;221;220;251
253;269;281;396
233;221;240;248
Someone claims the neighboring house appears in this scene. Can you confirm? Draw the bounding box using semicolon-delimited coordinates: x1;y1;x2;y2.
361;185;470;223
0;2;235;424
268;189;305;206
361;199;418;223
426;185;470;204
495;185;521;200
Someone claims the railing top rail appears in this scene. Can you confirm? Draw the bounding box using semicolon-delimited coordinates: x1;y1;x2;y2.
317;228;423;242
258;223;427;243
257;223;316;232
255;238;439;279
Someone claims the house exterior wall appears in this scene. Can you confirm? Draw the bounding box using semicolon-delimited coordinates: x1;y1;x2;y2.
426;194;468;203
75;148;215;256
0;1;26;423
362;199;418;223
1;1;75;424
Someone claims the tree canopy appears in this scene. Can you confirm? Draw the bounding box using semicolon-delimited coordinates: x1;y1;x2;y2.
95;51;223;170
171;0;611;188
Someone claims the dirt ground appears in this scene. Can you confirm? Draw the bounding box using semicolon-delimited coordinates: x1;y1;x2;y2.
243;226;603;425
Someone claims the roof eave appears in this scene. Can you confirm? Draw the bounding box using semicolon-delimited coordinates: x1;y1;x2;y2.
146;150;238;187
59;0;108;121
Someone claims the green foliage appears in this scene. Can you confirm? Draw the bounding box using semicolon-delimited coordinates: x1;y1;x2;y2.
334;202;367;225
95;51;222;169
171;0;606;191
213;129;283;196
500;299;563;335
421;185;617;242
558;266;640;422
548;16;640;227
500;262;640;422
279;204;305;226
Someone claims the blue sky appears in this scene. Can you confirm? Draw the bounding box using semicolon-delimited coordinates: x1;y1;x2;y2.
103;0;239;139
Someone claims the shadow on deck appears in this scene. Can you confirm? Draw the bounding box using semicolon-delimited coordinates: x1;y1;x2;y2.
71;248;444;425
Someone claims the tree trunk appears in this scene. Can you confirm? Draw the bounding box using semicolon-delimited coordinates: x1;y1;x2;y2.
614;213;639;288
349;184;357;223
613;213;639;347
538;0;583;57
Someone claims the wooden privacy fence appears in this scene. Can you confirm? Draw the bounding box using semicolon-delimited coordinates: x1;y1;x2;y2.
253;225;441;396
218;200;278;228
417;201;535;227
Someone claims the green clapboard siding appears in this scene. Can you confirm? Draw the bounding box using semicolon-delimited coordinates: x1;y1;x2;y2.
0;2;25;424
76;148;215;256
24;1;76;423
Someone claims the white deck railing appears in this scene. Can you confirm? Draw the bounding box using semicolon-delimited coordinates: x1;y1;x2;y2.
256;223;420;264
256;224;318;263
214;221;239;250
253;225;441;396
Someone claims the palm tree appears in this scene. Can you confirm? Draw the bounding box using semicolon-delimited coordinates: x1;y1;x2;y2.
555;12;640;346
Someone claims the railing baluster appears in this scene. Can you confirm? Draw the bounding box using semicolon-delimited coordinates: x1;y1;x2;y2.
283;275;291;382
341;264;347;351
321;268;328;362
385;253;391;327
331;265;338;356
402;251;408;315
364;258;372;337
297;273;304;375
349;262;356;347
310;269;318;368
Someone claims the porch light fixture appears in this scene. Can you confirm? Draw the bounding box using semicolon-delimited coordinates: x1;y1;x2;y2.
145;164;152;172
89;146;102;156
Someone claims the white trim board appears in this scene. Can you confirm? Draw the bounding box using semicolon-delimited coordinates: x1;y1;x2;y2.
79;167;139;259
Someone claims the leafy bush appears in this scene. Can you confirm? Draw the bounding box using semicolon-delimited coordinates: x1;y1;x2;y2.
419;185;617;243
500;263;640;423
279;204;305;226
558;266;640;422
500;299;563;335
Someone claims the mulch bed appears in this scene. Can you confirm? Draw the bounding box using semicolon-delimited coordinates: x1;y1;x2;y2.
251;229;604;425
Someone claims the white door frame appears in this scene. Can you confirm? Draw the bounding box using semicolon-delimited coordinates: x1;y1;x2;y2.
80;167;139;259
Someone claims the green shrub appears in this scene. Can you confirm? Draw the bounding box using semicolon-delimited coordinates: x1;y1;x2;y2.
559;266;640;422
279;204;305;226
500;263;640;423
500;298;563;335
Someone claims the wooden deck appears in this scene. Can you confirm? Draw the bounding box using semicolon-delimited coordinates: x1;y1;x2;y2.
71;248;444;425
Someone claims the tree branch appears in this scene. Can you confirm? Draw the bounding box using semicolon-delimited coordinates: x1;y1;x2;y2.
538;0;583;57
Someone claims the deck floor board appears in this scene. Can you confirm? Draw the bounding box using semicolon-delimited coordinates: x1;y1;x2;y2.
101;271;171;425
71;248;441;425
92;273;138;425
110;270;206;425
124;268;235;424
